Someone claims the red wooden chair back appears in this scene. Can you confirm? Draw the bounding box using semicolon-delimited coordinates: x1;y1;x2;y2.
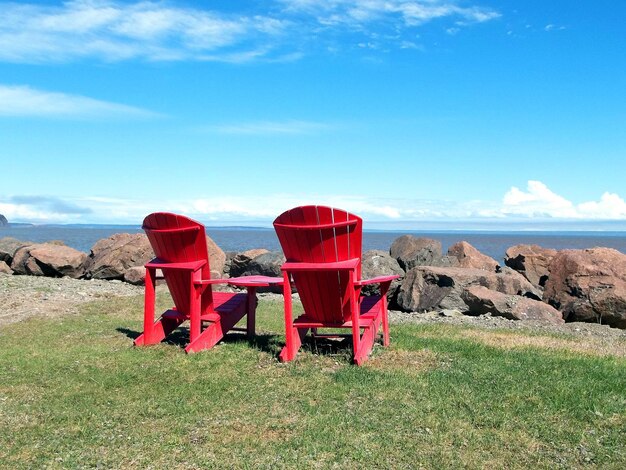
274;206;362;324
142;212;213;314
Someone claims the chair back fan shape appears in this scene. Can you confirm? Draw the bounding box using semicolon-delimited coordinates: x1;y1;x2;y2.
274;206;362;324
142;212;214;313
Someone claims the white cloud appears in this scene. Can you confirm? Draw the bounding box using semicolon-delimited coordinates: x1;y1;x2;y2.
578;193;626;219
0;84;158;118
0;0;500;64
3;183;626;225
206;120;332;135
498;181;626;220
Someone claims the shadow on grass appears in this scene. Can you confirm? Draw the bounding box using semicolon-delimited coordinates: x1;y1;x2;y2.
116;326;358;362
116;326;283;356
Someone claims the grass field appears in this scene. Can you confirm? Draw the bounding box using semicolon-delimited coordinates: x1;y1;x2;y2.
1;293;625;469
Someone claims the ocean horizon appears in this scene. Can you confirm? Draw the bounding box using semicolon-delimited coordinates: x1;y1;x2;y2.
2;223;626;263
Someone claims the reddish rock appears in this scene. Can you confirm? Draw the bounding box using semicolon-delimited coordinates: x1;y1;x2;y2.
84;233;153;280
11;243;87;278
390;235;442;270
462;286;564;324
0;260;13;275
0;237;30;265
544;248;626;328
505;244;558;288
205;235;226;280
396;266;540;312
123;266;146;285
85;233;225;281
447;241;500;272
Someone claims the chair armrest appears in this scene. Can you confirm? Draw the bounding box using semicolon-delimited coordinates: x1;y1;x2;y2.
281;258;360;272
145;258;206;271
354;275;400;287
227;275;284;287
193;278;231;286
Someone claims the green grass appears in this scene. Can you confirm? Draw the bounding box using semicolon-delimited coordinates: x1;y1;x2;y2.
1;293;625;469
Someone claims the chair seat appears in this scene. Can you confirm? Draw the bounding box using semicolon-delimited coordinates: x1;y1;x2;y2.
292;295;382;329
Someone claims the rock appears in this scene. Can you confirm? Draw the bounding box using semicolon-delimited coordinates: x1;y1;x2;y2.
0;237;30;265
123;266;146;285
447;241;500;272
361;250;404;303
84;233;153;280
0;260;13;275
0;214;7;227
11;243;87;278
85;232;225;281
544;248;626;328
390;235;442;270
396;266;541;312
504;244;558;288
228;248;270;277
462;286;564;324
240;251;285;278
235;251;285;292
205;235;226;280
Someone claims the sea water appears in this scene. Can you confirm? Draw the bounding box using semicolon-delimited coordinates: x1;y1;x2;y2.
2;225;625;263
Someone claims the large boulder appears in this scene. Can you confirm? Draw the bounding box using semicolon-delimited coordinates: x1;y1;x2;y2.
447;241;500;272
390;235;442;270
205;236;226;279
396;266;540;312
11;243;87;278
228;248;270;278
0;237;31;265
84;233;226;281
84;233;153;280
462;286;564;324
361;250;404;303
505;244;557;288
234;251;285;293
238;251;285;278
543;248;626;328
0;214;7;226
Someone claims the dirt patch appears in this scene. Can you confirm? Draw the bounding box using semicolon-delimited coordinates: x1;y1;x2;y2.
458;329;626;358
365;349;442;374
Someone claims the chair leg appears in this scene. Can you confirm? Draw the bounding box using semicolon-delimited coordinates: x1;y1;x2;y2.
185;309;245;354
353;306;384;366
135;267;185;346
279;327;308;362
246;286;257;339
381;297;390;347
134;314;184;346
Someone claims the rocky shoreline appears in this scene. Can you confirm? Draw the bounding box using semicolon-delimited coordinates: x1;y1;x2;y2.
1;232;625;330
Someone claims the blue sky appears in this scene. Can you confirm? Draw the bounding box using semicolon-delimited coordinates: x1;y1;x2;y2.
1;0;625;228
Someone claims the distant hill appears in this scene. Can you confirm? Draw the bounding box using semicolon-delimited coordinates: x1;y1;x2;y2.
0;214;7;227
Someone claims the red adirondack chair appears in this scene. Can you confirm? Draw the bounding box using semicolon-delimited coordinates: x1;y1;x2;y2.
135;212;281;353
274;206;400;365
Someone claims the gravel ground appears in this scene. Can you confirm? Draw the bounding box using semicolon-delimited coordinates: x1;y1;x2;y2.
389;308;626;339
0;273;143;326
1;274;625;344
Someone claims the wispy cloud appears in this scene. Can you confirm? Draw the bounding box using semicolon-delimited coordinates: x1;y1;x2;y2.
3;182;625;225
0;0;500;64
281;0;500;27
205;120;332;136
0;84;158;118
